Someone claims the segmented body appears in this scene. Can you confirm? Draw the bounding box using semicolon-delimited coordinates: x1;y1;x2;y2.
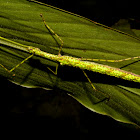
28;47;140;83
0;36;140;83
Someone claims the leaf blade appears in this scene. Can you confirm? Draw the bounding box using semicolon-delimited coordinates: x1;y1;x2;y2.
0;0;140;127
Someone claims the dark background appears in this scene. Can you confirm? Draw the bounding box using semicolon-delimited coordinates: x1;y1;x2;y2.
1;0;140;138
39;0;140;28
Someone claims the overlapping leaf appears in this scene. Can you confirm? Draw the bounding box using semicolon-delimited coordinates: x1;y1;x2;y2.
0;0;140;126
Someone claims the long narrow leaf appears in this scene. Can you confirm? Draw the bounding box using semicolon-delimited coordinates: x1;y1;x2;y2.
0;0;140;126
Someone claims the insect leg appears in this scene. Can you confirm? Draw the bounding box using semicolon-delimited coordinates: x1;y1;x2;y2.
46;64;58;75
40;14;64;75
82;70;110;101
81;56;140;62
82;70;96;90
40;14;63;55
0;54;34;76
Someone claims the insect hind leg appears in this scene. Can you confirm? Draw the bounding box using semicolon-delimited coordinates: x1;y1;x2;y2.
81;56;140;62
82;70;110;101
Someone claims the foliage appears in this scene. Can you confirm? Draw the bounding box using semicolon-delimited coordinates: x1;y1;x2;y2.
0;0;140;126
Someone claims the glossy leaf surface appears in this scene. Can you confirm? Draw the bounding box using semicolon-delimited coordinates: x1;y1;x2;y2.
0;0;140;126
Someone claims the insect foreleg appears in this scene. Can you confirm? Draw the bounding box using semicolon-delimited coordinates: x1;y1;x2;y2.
0;54;34;76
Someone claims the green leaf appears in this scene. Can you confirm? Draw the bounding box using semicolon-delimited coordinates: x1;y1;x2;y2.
0;0;140;127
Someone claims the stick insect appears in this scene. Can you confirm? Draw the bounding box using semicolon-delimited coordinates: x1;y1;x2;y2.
0;13;140;99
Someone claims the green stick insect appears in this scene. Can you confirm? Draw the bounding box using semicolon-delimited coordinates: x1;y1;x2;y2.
0;1;140;99
0;13;140;82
